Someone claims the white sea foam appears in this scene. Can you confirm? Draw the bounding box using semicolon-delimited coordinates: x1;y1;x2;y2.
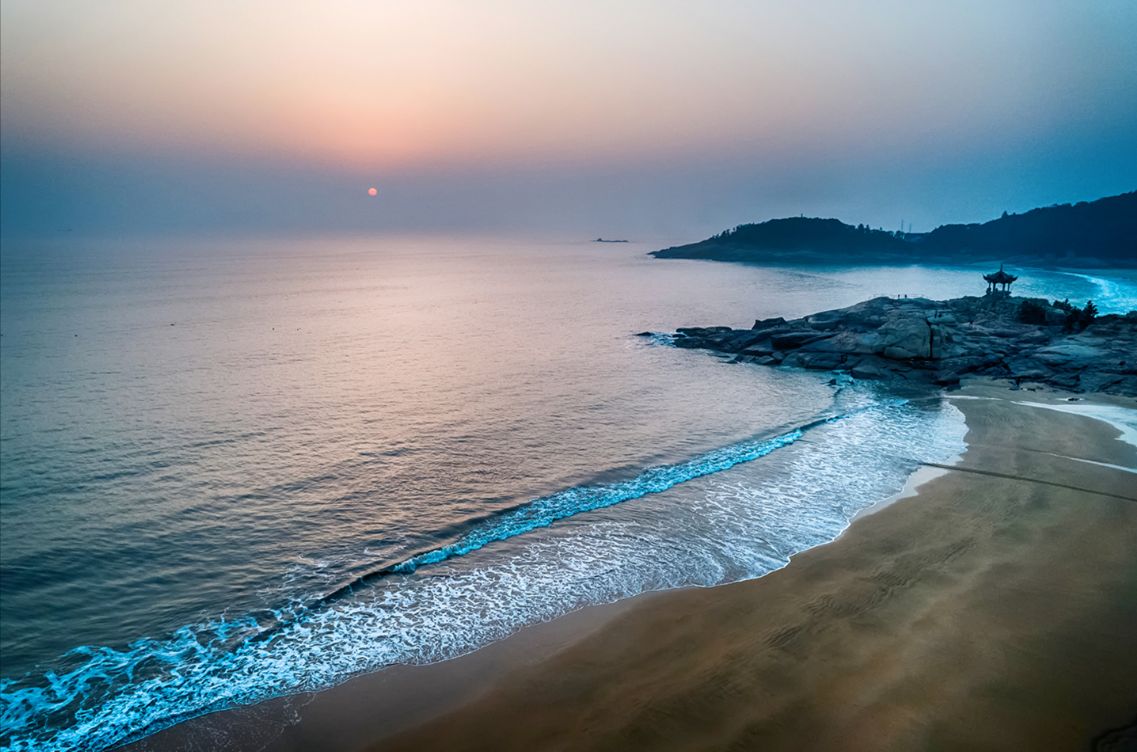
0;393;966;752
1057;271;1137;314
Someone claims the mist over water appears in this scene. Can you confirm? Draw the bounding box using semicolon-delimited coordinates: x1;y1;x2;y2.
1;236;1134;750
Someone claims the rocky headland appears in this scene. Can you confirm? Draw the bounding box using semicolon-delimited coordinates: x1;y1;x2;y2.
655;295;1137;395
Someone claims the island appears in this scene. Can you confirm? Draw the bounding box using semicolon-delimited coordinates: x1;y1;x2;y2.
650;190;1137;266
651;275;1137;395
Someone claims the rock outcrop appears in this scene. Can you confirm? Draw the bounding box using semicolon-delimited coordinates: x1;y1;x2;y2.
658;296;1137;395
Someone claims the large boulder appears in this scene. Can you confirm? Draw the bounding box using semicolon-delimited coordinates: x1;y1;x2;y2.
875;319;932;360
794;331;859;353
719;331;771;352
1034;343;1102;367
771;330;831;350
804;312;846;330
751;316;786;331
850;359;886;379
781;351;845;370
738;342;775;357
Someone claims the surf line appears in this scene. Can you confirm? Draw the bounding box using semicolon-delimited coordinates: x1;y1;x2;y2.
314;409;877;608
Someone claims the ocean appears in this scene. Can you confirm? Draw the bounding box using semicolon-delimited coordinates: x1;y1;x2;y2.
1;235;1134;751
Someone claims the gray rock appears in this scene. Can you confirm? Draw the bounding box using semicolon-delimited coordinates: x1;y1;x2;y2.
1034;343;1102;366
876;319;933;360
771;331;831;350
662;293;1137;396
795;352;846;370
676;326;732;336
850;360;886;379
752;316;786;331
738;342;775;357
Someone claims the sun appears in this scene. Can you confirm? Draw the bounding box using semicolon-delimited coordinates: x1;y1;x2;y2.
367;187;378;197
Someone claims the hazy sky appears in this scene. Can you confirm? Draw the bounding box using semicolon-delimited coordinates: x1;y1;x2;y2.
2;0;1135;241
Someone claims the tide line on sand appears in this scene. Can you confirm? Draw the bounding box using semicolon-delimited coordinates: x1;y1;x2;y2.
1012;400;1137;450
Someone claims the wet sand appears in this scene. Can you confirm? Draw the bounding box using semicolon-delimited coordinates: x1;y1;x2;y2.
135;385;1137;751
376;386;1137;752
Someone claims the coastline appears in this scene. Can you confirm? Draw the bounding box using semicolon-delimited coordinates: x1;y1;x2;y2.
131;383;1137;751
376;384;1137;752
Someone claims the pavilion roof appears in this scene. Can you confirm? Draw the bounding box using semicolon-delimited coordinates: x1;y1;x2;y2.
983;265;1017;284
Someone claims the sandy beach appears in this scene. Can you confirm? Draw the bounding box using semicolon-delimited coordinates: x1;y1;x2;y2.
135;383;1137;752
8;4;1137;749
377;385;1137;751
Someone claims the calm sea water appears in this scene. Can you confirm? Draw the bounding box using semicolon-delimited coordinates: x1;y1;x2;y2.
1;235;1134;750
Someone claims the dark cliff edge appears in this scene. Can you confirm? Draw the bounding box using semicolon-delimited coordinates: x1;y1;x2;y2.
645;295;1137;396
651;191;1137;268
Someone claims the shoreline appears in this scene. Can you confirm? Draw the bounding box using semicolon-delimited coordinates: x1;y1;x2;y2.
130;383;1137;751
374;384;1137;752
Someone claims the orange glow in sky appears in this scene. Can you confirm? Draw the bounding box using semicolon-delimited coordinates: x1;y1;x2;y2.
1;0;1134;238
7;1;1129;174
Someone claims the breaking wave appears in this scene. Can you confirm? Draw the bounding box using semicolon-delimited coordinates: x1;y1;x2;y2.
0;394;966;752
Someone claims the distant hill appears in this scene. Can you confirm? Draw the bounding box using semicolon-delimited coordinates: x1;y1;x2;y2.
651;191;1137;267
